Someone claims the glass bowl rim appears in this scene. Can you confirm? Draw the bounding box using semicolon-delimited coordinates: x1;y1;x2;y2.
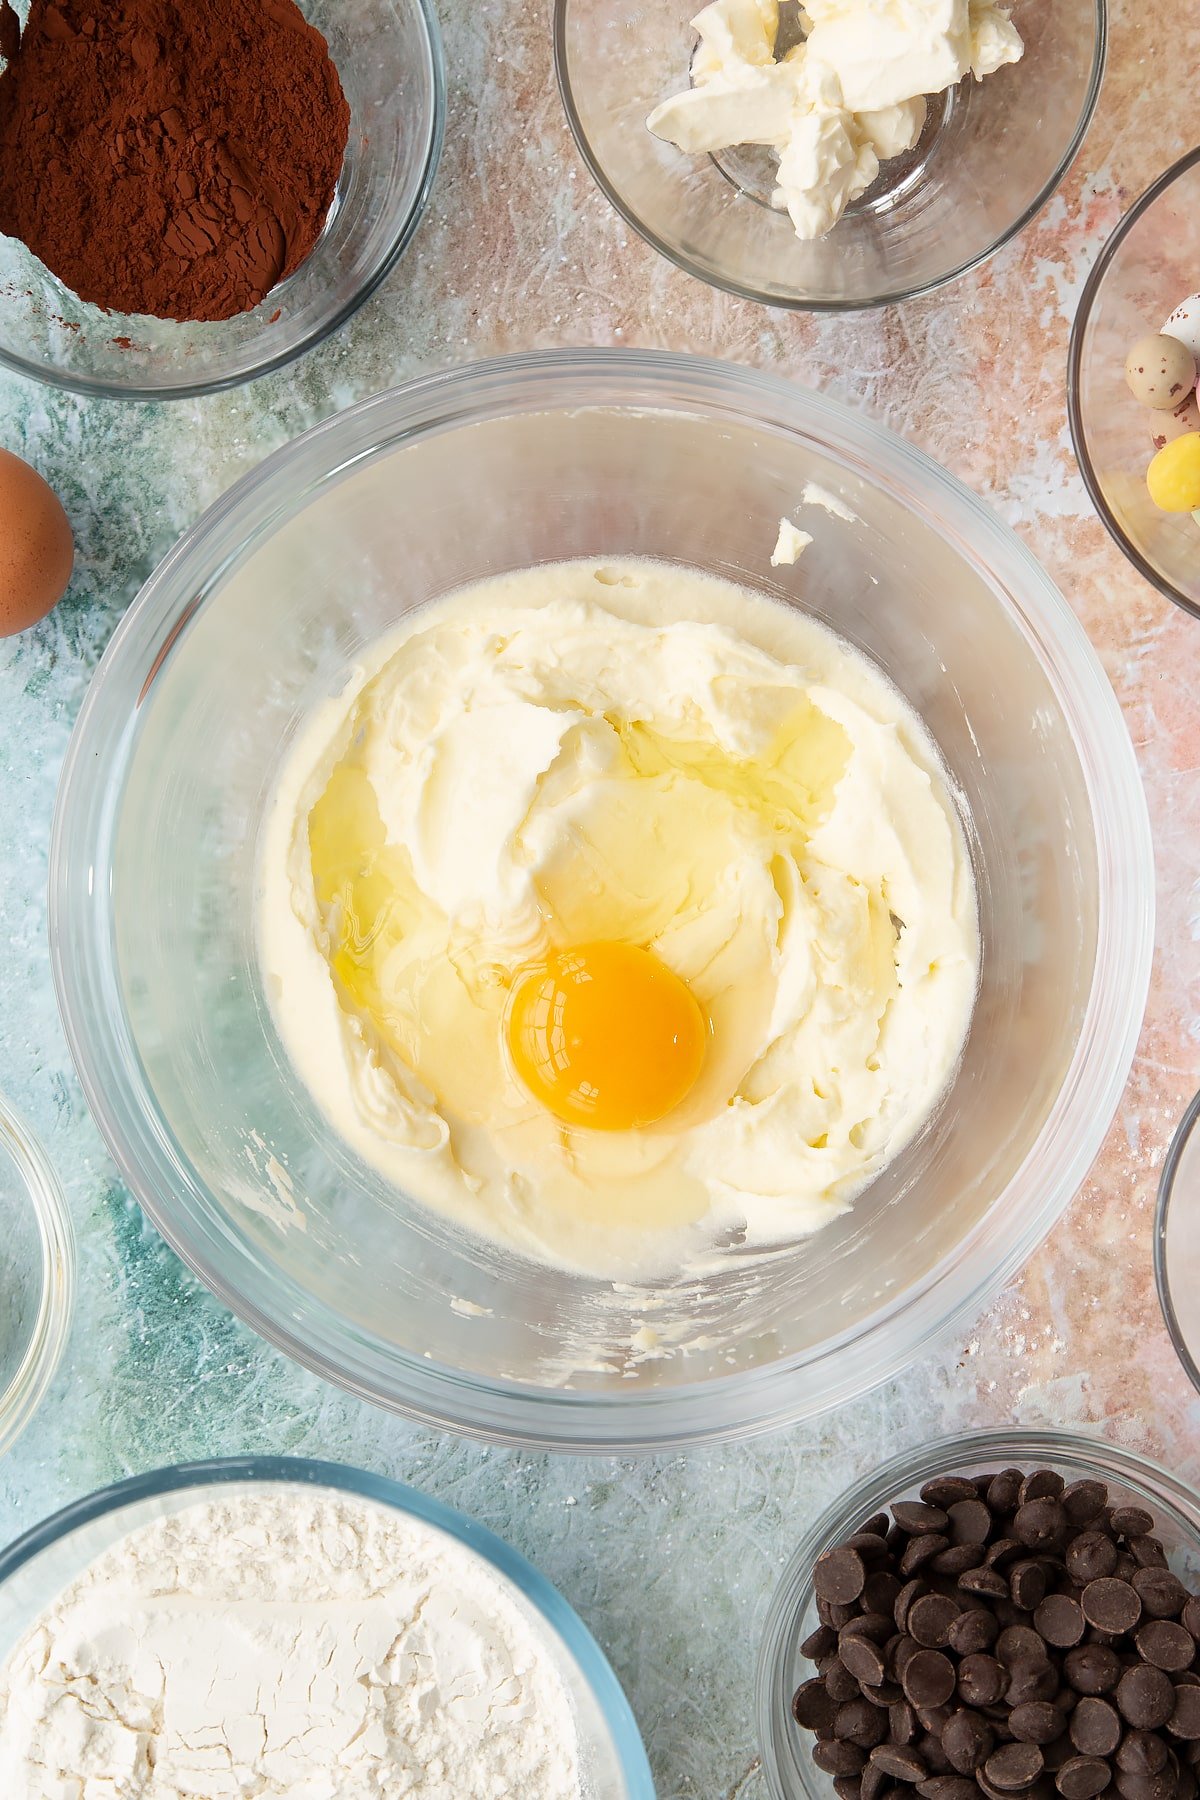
552;0;1108;313
0;1090;75;1460
1067;143;1200;622
0;1452;655;1796
0;0;447;403
48;347;1154;1452
1154;1084;1200;1396
755;1425;1200;1800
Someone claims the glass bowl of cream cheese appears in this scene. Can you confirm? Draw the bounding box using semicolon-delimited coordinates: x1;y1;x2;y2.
0;1457;654;1797
49;349;1151;1450
554;0;1105;310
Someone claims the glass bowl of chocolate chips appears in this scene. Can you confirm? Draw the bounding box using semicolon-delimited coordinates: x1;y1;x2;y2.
758;1432;1200;1800
0;0;444;398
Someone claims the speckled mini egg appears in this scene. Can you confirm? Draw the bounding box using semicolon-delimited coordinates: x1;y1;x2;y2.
0;448;73;636
1163;293;1200;361
1150;391;1200;451
1125;332;1197;410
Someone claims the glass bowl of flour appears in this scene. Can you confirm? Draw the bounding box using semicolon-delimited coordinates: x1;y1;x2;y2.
554;0;1105;310
49;350;1152;1450
0;1092;73;1461
0;1457;653;1796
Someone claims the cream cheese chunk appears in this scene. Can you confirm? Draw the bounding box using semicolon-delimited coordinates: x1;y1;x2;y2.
259;559;978;1280
647;0;1023;240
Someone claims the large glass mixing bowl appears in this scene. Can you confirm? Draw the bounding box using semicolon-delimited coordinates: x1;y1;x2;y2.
49;351;1153;1451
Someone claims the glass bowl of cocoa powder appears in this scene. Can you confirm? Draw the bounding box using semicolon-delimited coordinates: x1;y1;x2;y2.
0;0;444;399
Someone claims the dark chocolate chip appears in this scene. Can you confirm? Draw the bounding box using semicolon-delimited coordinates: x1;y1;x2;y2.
1118;1667;1178;1731
1010;1704;1068;1746
796;1677;839;1729
1068;1536;1121;1586
894;1502;952;1535
1011;1563;1050;1612
825;1657;863;1704
1117;1732;1170;1775
1139;1623;1197;1674
1134;1572;1190;1621
999;1628;1050;1669
903;1650;958;1709
893;1638;921;1680
841;1636;890;1688
862;1513;892;1537
1056;1756;1113;1799
1170;1687;1200;1741
1082;1579;1143;1635
985;1743;1046;1791
1062;1484;1110;1528
844;1613;901;1645
1014;1501;1068;1551
816;1740;870;1775
1007;1664;1062;1708
917;1730;954;1774
863;1682;907;1708
891;1701;919;1745
948;1500;994;1546
989;1542;1028;1571
1070;1697;1123;1756
902;1537;953;1577
959;1655;1009;1707
1112;1769;1179;1800
910;1595;963;1649
942;1708;995;1773
949;1610;1001;1655
865;1573;905;1617
1112;1510;1157;1540
1183;1601;1200;1643
834;1780;863;1800
962;1568;1013;1600
849;1532;895;1564
1131;1540;1170;1572
897;1582;931;1631
818;1546;869;1605
923;1478;985;1510
917;1779;979;1800
870;1744;929;1783
1035;1596;1086;1649
1021;1473;1067;1506
988;1473;1027;1515
837;1699;891;1749
934;1546;988;1576
803;1624;839;1661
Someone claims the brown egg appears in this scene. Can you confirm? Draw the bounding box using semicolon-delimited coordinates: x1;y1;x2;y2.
0;447;73;636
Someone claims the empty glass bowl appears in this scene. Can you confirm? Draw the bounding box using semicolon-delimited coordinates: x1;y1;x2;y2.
1155;1087;1200;1392
0;0;444;399
554;0;1105;310
1069;149;1200;619
0;1457;654;1798
0;1093;73;1459
756;1429;1200;1800
50;350;1152;1452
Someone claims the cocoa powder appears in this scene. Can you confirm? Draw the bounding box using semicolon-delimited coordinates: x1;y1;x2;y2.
0;0;350;322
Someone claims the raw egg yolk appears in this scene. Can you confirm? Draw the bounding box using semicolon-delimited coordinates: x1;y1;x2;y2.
505;942;709;1131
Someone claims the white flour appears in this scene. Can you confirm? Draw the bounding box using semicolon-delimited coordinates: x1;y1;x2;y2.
0;1488;583;1799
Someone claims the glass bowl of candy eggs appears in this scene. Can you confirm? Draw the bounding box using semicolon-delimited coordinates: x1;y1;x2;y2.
1069;148;1200;619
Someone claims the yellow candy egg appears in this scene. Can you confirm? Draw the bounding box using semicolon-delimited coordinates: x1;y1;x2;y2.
1147;431;1200;512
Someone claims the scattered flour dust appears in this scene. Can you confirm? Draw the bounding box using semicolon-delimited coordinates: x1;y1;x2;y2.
0;1487;583;1799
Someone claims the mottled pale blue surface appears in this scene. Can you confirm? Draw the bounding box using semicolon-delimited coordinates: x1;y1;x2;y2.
1;3;1199;1797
